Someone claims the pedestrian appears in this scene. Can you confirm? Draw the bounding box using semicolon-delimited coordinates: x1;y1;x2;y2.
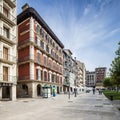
99;89;102;95
93;88;95;94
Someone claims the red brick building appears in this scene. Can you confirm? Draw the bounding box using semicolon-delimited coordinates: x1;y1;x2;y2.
17;4;64;98
95;67;107;87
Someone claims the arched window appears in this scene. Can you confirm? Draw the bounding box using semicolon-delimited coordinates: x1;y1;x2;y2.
22;84;28;95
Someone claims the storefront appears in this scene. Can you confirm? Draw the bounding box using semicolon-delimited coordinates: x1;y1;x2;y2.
0;82;16;101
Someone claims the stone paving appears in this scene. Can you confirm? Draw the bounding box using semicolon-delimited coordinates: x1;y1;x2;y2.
0;91;120;120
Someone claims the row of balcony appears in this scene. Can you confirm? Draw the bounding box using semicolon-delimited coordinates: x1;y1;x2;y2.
18;74;62;84
0;27;16;44
18;54;63;74
35;38;63;64
0;74;17;84
0;51;16;64
18;38;63;65
4;0;16;8
0;4;16;26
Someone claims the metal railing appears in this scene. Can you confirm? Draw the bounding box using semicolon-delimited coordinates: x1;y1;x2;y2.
0;74;17;83
0;51;16;63
0;27;16;43
18;54;63;74
0;5;16;24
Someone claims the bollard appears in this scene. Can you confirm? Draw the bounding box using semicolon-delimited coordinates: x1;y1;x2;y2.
110;95;113;101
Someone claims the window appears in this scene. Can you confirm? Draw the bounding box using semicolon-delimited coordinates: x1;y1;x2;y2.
44;56;47;65
3;66;8;81
36;25;40;34
48;73;50;82
50;39;52;45
53;42;55;47
52;74;54;82
41;70;43;80
37;52;40;62
3;47;8;60
3;26;9;38
36;69;41;80
44;71;47;81
60;77;62;84
45;34;48;40
40;41;44;49
3;7;9;18
46;45;49;53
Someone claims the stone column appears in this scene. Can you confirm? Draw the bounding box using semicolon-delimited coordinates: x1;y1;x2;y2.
10;85;16;101
0;87;2;100
30;62;34;80
29;17;34;42
31;83;36;98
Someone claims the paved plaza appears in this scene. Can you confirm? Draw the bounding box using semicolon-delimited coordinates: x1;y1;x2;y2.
0;91;120;120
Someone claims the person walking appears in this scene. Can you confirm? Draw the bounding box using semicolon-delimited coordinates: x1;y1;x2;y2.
93;88;95;94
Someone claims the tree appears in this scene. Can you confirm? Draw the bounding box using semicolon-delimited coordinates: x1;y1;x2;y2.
103;77;112;87
110;42;120;91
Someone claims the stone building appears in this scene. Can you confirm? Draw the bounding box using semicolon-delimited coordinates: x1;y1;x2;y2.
86;67;107;88
17;4;64;98
0;0;17;100
63;49;77;93
76;61;86;89
95;67;107;87
85;71;95;87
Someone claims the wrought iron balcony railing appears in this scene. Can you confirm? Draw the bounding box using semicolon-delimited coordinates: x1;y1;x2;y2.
0;74;17;84
0;5;16;24
0;27;16;43
0;51;16;63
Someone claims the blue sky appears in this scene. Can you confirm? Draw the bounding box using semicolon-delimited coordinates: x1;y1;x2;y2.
17;0;120;71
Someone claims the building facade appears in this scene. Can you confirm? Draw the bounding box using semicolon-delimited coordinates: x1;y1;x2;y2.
63;49;72;93
0;0;17;100
95;67;107;87
76;61;86;90
63;49;77;93
17;4;64;98
85;71;95;87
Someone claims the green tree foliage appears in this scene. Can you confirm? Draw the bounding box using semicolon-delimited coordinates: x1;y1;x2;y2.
110;42;120;90
103;77;113;87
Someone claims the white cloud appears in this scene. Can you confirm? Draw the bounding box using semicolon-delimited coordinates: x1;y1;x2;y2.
83;7;89;15
17;0;120;71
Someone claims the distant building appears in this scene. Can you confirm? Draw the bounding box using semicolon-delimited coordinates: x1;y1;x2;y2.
85;71;95;87
95;67;107;87
86;67;107;88
0;0;17;100
63;49;73;92
17;4;64;98
76;61;86;88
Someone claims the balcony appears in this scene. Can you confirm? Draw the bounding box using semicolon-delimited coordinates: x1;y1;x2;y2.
0;27;16;45
18;74;35;81
0;51;16;64
0;74;17;84
0;5;16;26
4;0;16;8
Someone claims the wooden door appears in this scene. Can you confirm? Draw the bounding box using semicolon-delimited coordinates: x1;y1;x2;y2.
3;47;8;60
3;66;8;81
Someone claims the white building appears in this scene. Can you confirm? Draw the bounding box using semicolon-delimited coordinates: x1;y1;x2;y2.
0;0;17;100
86;71;95;87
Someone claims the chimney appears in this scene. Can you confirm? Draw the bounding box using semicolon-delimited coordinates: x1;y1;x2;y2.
22;3;29;11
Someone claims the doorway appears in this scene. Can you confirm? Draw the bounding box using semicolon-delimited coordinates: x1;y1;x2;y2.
37;84;41;96
2;86;10;99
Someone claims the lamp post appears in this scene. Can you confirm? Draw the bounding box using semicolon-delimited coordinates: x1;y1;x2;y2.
68;59;71;99
74;57;77;97
68;81;70;99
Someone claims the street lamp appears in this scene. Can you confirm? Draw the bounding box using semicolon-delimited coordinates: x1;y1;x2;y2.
74;57;77;97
